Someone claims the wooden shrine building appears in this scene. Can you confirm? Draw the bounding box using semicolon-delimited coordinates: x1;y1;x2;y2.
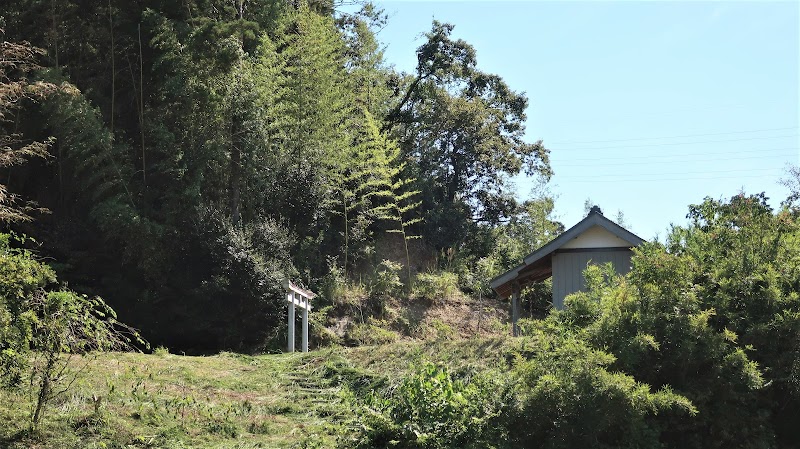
490;206;644;335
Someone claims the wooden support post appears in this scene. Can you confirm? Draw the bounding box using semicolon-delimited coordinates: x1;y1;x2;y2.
511;283;520;337
287;291;295;352
302;297;309;353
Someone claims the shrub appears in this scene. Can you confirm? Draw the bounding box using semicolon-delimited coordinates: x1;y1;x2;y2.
413;272;460;304
353;362;511;449
0;234;56;389
173;212;297;351
554;242;775;448
0;233;142;431
509;329;695;449
344;319;399;346
310;305;341;347
394;308;424;338
153;346;170;356
369;260;403;298
427;318;456;341
321;257;348;306
361;260;404;318
667;194;800;447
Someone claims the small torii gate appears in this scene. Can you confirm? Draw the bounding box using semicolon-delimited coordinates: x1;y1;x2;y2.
283;280;316;353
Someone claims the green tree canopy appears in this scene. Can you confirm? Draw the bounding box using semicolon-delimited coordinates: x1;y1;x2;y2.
387;21;551;251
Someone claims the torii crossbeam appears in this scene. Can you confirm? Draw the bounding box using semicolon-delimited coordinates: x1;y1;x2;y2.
283;280;317;353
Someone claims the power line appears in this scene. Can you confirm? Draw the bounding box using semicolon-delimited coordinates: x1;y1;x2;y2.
556;151;797;168
549;126;799;145
558;173;784;183
615;103;749;117
558;166;782;180
541;104;753;127
552;134;799;151
551;146;799;163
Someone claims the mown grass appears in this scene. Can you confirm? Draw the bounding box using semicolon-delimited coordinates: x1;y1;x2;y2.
0;338;517;448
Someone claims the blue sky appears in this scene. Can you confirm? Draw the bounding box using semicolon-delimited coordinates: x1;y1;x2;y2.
366;1;799;239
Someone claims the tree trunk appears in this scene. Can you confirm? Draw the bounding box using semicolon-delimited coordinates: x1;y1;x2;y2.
139;23;146;190
228;0;245;225
108;0;115;135
343;191;349;276
50;0;59;68
31;352;56;431
228;135;242;225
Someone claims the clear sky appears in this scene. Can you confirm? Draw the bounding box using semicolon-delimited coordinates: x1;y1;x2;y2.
365;0;800;240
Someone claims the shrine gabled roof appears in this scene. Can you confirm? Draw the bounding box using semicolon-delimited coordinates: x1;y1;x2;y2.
489;207;645;299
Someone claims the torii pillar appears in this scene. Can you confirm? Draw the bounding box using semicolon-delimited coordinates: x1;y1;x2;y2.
283;280;316;353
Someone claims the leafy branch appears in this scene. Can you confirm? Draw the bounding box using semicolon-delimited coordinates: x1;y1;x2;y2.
375;162;422;288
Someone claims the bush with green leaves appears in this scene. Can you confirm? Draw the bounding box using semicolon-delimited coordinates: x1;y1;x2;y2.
345;319;399;346
144;210;297;352
0;233;141;431
364;260;404;317
413;272;460;304
664;193;800;447
369;260;404;298
0;234;56;389
508;327;695;449
309;305;341;347
353;362;510;449
568;267;766;447
546;202;791;448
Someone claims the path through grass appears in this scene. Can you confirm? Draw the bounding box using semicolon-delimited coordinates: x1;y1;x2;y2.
0;338;514;448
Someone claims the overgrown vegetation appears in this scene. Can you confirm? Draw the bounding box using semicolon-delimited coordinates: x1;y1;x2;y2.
0;233;142;433
346;192;800;449
1;0;799;446
1;0;552;353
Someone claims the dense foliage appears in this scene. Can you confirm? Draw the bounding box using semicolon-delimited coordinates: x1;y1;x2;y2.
1;1;551;351
0;233;139;431
354;362;510;449
351;193;800;448
3;1;799;446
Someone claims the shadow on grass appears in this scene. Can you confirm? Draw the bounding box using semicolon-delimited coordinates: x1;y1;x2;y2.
1;428;39;448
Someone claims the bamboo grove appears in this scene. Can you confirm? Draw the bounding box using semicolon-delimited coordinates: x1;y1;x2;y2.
0;0;551;351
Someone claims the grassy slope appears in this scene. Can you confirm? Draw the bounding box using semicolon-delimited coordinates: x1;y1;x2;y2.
0;338;516;449
326;282;511;345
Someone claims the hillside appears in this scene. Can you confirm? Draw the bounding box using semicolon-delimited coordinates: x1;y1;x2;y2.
3;193;800;448
0;339;514;449
1;1;799;447
324;287;511;346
